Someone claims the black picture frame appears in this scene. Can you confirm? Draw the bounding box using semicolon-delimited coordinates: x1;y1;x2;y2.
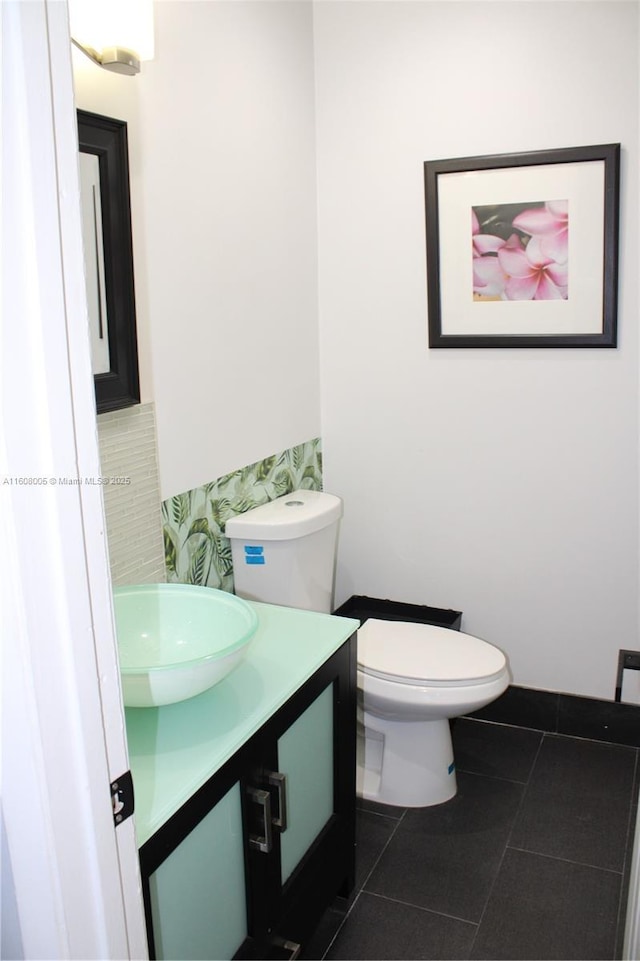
77;109;140;411
424;143;620;348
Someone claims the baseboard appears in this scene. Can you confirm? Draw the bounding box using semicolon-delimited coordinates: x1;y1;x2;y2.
469;684;640;748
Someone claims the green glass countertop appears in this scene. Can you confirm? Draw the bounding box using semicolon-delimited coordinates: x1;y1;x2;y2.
125;600;359;847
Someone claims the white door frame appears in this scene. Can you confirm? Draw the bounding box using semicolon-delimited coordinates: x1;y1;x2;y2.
2;1;147;956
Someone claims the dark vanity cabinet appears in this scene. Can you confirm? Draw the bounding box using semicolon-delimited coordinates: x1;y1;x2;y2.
137;635;356;960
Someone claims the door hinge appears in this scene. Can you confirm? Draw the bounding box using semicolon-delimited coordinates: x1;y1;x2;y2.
111;770;134;827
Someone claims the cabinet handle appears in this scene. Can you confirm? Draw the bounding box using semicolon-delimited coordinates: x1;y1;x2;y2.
247;786;272;853
268;772;288;832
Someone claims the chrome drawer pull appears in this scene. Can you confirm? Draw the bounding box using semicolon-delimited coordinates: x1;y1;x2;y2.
247;786;272;853
268;771;288;832
271;936;301;959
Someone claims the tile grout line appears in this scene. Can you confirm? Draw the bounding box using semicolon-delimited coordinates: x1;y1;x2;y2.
455;767;531;787
354;888;479;930
320;808;407;960
506;843;625;876
466;728;545;958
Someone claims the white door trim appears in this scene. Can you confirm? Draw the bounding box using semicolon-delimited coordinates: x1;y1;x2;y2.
2;1;147;956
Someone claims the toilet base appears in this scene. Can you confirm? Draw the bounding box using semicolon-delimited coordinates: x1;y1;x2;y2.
357;714;457;807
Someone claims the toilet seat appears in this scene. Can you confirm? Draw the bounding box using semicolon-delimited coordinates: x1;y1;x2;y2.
357;618;507;687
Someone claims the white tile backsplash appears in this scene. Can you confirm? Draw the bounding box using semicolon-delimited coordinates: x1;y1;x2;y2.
97;403;166;586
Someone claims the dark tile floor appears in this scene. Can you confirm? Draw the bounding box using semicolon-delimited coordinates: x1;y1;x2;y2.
304;718;639;961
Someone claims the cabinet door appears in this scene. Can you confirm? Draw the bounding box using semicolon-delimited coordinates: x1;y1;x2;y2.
278;683;334;884
147;781;247;960
246;639;356;955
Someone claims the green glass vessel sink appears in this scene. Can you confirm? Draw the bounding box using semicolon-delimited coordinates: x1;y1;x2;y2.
113;584;259;707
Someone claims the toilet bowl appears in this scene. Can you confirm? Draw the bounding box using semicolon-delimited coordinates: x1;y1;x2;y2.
357;618;510;807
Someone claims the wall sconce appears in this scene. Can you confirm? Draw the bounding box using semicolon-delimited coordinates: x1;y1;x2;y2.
68;0;154;77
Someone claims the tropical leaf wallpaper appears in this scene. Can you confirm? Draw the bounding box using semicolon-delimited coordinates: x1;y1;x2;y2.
162;438;322;592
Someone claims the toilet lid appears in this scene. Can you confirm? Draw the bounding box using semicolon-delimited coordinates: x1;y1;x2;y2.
357;618;507;686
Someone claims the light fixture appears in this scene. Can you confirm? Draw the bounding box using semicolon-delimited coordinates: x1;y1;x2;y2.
71;38;140;76
68;0;154;77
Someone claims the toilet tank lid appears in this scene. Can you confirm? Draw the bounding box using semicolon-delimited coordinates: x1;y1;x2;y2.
225;490;343;541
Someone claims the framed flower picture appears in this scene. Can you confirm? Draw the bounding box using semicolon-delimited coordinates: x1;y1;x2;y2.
424;144;620;348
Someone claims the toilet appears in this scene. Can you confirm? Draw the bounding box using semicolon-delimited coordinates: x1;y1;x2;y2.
227;490;510;808
357;618;509;807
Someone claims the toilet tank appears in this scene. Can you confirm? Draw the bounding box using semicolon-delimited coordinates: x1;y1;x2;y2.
225;490;342;613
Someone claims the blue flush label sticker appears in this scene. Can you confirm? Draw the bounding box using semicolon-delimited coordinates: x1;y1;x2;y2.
448;761;455;775
244;545;265;565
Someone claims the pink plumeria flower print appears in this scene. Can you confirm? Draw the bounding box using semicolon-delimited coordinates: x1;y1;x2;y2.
498;234;568;301
512;200;568;265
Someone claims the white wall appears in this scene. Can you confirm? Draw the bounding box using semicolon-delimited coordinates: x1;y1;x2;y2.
314;1;640;700
75;1;322;501
140;0;321;499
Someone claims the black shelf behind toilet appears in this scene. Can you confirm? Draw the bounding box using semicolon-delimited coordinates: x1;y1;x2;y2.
333;594;462;632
